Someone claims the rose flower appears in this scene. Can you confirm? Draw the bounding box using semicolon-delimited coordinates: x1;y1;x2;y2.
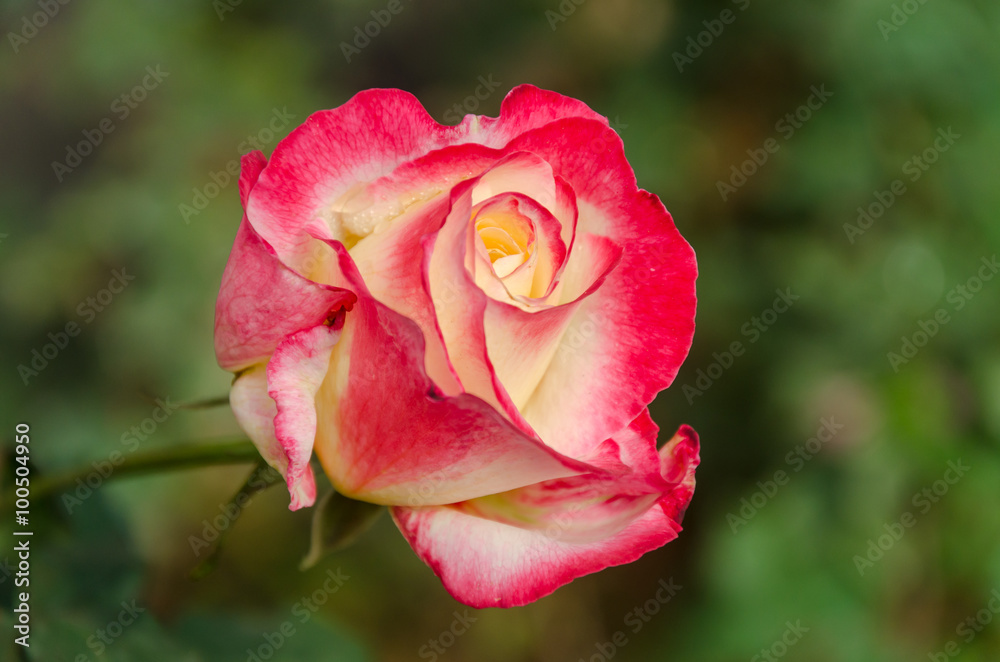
215;85;698;607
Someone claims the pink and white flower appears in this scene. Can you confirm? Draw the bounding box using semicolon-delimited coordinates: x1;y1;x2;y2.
214;85;699;607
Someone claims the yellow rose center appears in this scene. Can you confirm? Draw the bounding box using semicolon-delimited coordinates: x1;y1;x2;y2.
474;207;535;279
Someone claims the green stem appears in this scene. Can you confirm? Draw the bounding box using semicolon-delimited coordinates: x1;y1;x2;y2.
3;438;262;507
177;395;231;410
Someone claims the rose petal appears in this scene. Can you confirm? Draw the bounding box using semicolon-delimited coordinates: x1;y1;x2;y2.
340;193;462;395
450;411;675;544
392;503;680;609
229;365;317;510
422;178;532;429
391;416;698;608
505;118;697;460
245;89;472;269
659;424;700;522
267;320;346;510
244;85;606;273
459;84;610;148
214;215;356;372
239;150;267;207
312;241;598;506
470;192;567;302
423;154;600;430
482;232;622;412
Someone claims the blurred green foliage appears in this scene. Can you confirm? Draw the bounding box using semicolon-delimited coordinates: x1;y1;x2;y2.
1;0;999;660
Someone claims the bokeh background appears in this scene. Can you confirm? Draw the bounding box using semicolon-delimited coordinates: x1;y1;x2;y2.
2;0;999;660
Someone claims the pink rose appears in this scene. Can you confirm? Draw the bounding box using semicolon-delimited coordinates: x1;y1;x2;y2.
214;85;699;607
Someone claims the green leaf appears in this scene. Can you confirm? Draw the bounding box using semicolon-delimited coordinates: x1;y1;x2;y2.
300;490;383;570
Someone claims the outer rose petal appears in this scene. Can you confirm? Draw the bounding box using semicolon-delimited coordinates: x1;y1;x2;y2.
230;365;317;510
214;215;355;372
245;89;468;266
392;503;680;609
458;84;610;148
266;320;347;509
392;419;698;608
239;150;267;207
449;411;675;544
659;424;700;522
